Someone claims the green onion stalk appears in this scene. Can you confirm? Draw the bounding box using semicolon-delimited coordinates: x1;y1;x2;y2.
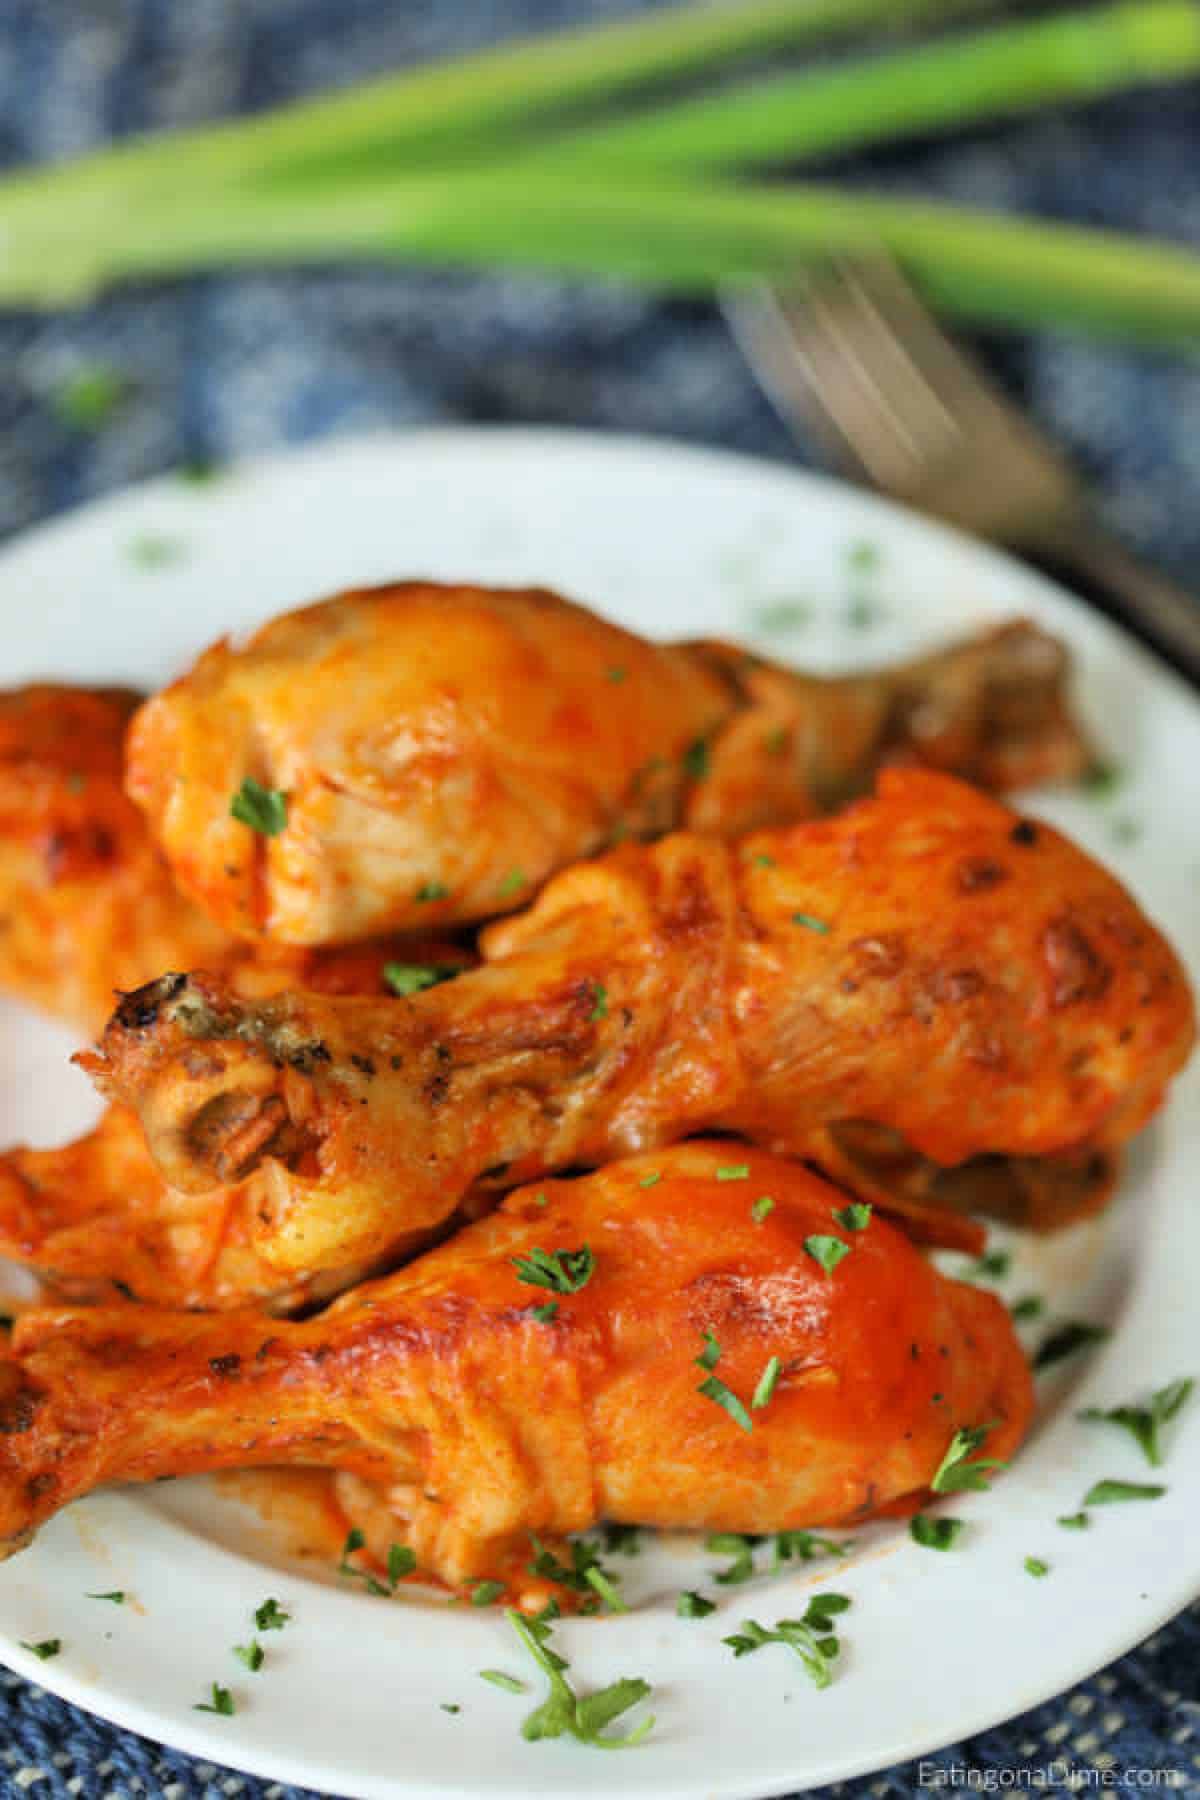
0;0;999;304
533;1;1200;173
15;166;1199;349
0;0;1197;351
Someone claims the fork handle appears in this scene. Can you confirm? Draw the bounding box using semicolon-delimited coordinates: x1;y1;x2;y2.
1039;523;1200;689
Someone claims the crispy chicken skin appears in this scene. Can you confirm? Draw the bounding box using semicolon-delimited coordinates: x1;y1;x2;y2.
0;1144;1033;1591
88;771;1194;1297
0;685;238;1030
126;582;1089;945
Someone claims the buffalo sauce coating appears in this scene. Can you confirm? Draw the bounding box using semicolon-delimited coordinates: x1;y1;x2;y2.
449;1141;1032;1539
313;1141;1033;1579
720;768;1195;1166
125;583;732;944
125;582;1087;947
0;685;235;1030
0;1143;1031;1591
86;771;1194;1294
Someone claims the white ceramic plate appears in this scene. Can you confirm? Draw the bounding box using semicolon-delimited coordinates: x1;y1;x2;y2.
0;428;1197;1800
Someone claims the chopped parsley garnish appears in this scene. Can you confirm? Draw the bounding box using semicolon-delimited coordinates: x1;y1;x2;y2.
388;1544;417;1584
752;1356;782;1410
772;1530;851;1569
1034;1320;1110;1371
751;1195;775;1223
723;1594;851;1690
528;1540;581;1586
845;595;882;631
441;1702;461;1714
470;1580;505;1607
234;1641;264;1671
694;1331;752;1431
910;1514;965;1551
497;867;526;897
129;532;184;569
682;737;710;781
833;1202;872;1232
195;1682;234;1715
588;983;609;1022
706;1533;760;1585
752;599;811;636
230;777;288;837
1078;1377;1193;1468
179;454;222;484
606;666;628;683
638;1171;661;1188
847;540;880;574
697;1374;753;1433
511;1245;594;1294
527;1537;623;1612
1011;1296;1044;1323
1081;759;1123;799
53;364;127;432
415;880;450;902
677;1590;716;1619
764;727;788;756
505;1608;654;1748
716;1164;750;1182
792;912;831;933
1024;1556;1049;1578
1082;1479;1166;1506
971;1249;1011;1280
337;1526;416;1596
530;1302;558;1324
86;1591;125;1604
752;852;776;868
804;1234;851;1277
254;1598;290;1631
480;1669;527;1694
21;1639;61;1661
1058;1512;1090;1530
383;962;459;996
602;1524;641;1557
931;1423;1005;1494
584;1567;626;1613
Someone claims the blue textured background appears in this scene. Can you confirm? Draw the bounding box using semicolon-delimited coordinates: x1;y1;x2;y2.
1;3;1199;1795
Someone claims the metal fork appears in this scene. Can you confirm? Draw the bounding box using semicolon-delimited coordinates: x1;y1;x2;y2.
722;257;1200;686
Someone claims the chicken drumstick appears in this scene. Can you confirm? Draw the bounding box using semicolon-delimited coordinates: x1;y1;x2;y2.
127;582;1088;944
89;771;1193;1300
0;1143;1032;1593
